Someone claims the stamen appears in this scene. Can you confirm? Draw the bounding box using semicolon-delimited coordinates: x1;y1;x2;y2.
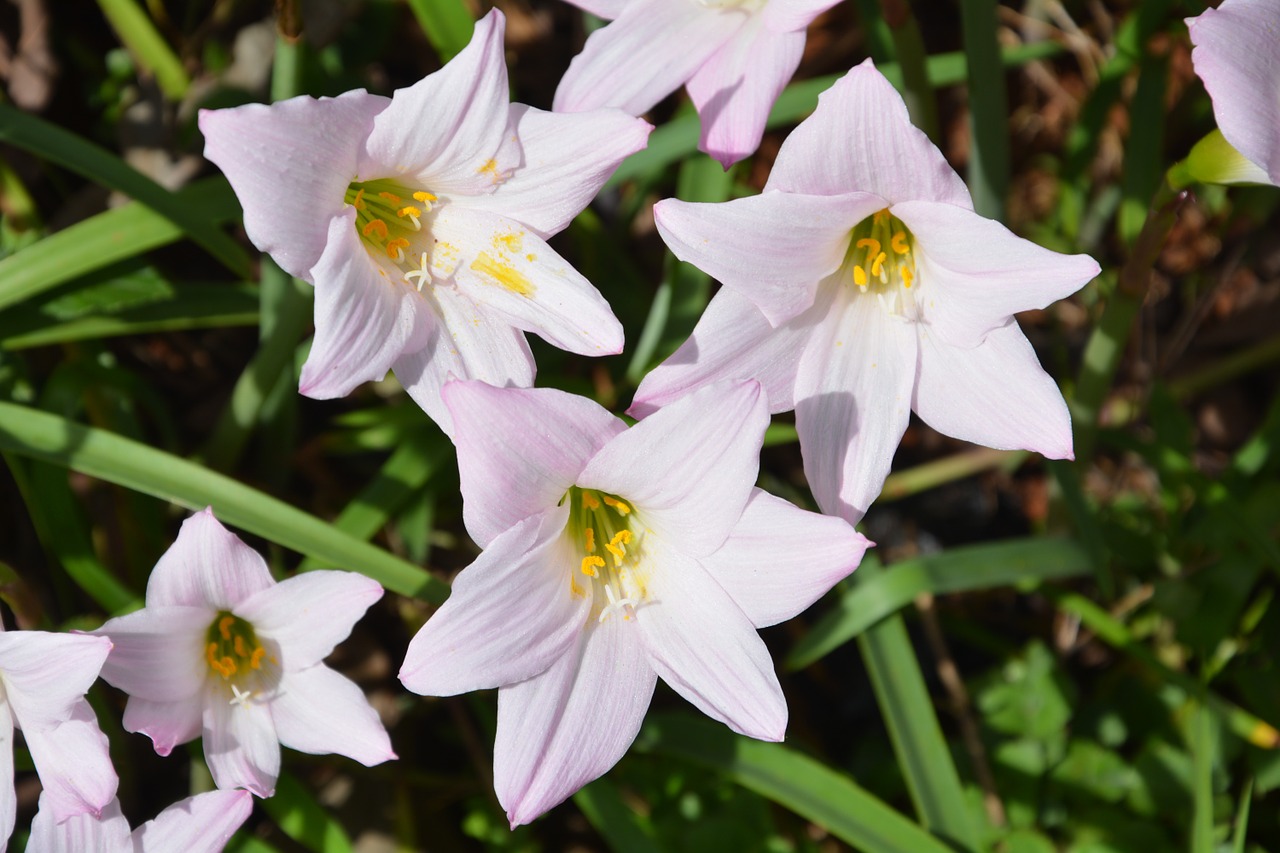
386;237;410;262
352;188;366;210
856;238;881;256
581;555;605;578
250;647;266;670
362;219;389;240
581;492;601;510
378;191;402;204
871;251;887;279
602;496;631;515
900;265;914;289
854;266;869;290
584;528;596;553
233;635;247;657
891;231;910;254
397;206;423;230
218;615;235;641
412;191;437;204
605;530;632;566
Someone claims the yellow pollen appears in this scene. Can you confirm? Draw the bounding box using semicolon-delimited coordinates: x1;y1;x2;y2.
362;219;389;240
352;188;366;210
250;647;266;670
602;496;631;515
397;206;421;219
581;492;601;510
901;265;914;289
853;266;869;289
218;615;235;641
378;191;402;204
470;252;534;296
386;237;410;260
856;238;881;256
412;191;437;203
584;528;596;553
871;251;887;278
581;555;605;578
233;635;247;657
605;530;633;566
891;231;910;254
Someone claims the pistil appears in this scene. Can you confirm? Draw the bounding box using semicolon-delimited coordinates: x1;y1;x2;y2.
564;487;647;622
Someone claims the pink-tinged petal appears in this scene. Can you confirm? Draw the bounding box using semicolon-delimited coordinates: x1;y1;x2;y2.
634;537;786;740
767;59;972;207
402;505;588;695
629;287;824;417
459;105;652;238
495;615;656;827
654;191;879;325
795;286;917;524
235;570;382;672
553;0;744;115
1188;0;1280;185
701;488;869;628
433;206;624;356
270;665;395;766
914;321;1074;460
446;381;627;548
0;702;14;847
27;795;131;853
761;0;843;32
686;16;804;167
133;789;254;853
146;508;274;610
298;211;434;399
563;0;629;18
393;285;535;437
93;607;209;702
0;631;110;724
580;381;767;557
198;90;387;282
203;685;280;797
122;696;203;757
22;700;118;821
362;11;517;194
892;200;1099;349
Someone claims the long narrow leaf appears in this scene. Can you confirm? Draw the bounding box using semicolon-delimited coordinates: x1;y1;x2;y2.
95;0;190;99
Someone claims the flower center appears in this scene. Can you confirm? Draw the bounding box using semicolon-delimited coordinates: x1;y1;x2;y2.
205;611;275;708
345;178;439;291
844;209;920;319
564;487;648;623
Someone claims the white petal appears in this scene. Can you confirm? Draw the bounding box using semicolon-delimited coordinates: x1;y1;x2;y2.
270;665;395;766
92;608;209;703
495;615;656;827
794;285;917;524
22;700;118;822
0;631;111;725
134;789;254;853
203;683;280;797
122;696;203;757
146;508;274;610
634;537;786;740
761;0;843;32
700;488;869;627
0;702;14;847
27;795;131;853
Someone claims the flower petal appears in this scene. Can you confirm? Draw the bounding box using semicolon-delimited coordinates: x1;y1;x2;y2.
495;614;656;827
203;684;280;797
298;211;433;399
1188;0;1280;185
892;199;1099;349
562;0;628;18
914;321;1074;460
392;286;535;437
0;631;111;724
0;703;14;847
146;508;274;610
122;696;203;757
234;570;383;672
686;16;804;167
434;206;624;356
92;607;209;702
761;0;843;32
634;537;786;740
795;285;917;524
133;789;255;853
459;104;652;238
27;794;131;853
580;380;767;557
700;488;869;628
198;90;387;281
766;59;972;208
362;10;518;195
445;381;626;548
654;191;880;325
270;665;395;766
553;0;743;115
402;505;592;695
629;287;822;418
22;700;118;822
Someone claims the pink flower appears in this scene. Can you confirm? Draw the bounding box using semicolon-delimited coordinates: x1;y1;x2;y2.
554;0;839;167
26;789;252;853
199;10;650;434
0;625;116;846
399;380;869;826
93;508;394;798
632;60;1100;524
1186;0;1280;186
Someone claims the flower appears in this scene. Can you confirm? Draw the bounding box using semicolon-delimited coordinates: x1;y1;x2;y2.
26;789;252;853
92;508;394;798
632;60;1101;524
554;0;839;167
199;10;650;435
399;379;869;826
0;624;116;847
1185;0;1280;186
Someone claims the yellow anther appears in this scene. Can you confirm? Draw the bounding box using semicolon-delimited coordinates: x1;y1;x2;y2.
605;530;633;566
397;206;421;219
891;231;910;254
218;615;235;641
871;251;887;278
581;492;601;510
378;191;402;204
412;191;437;204
250;646;266;670
233;635;247;657
853;266;869;289
362;219;389;240
581;555;605;578
900;265;914;289
584;528;596;553
856;238;881;256
386;237;410;260
602;496;631;515
874;210;890;224
352;188;366;210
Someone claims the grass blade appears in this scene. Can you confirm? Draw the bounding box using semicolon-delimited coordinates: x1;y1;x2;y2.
574;777;663;853
406;0;475;62
95;0;190;99
958;0;1009;220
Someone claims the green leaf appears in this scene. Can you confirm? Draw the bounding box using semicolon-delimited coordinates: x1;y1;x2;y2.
0;402;448;602
634;713;956;853
958;0;1010;220
0;108;250;278
574;776;663;853
260;771;354;853
406;0;475;62
95;0;190;99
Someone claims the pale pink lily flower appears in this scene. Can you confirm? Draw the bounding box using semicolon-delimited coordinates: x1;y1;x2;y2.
554;0;839;167
1186;0;1280;186
0;624;116;847
199;10;650;435
400;379;869;826
632;60;1101;524
26;789;252;853
92;508;394;798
